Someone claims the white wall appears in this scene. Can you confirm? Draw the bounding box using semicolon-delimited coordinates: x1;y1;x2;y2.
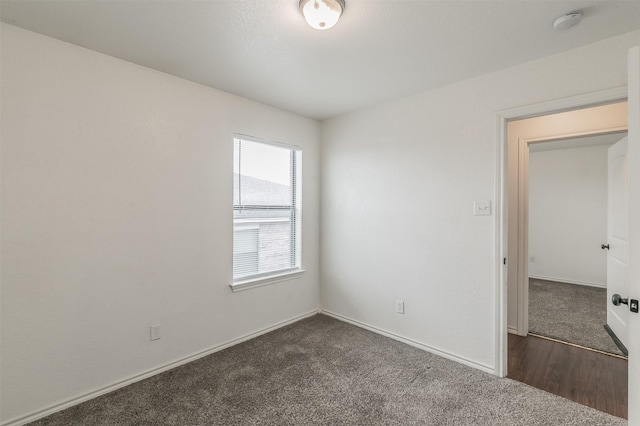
0;24;320;424
528;145;610;287
320;30;640;371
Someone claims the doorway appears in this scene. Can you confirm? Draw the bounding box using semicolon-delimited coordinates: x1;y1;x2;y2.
506;101;628;338
503;101;629;418
527;131;628;356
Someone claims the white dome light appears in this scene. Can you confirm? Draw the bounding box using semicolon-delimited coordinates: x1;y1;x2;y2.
300;0;345;31
553;11;583;31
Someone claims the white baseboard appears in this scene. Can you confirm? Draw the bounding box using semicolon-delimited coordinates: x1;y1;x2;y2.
319;310;495;375
529;275;606;288
1;309;319;426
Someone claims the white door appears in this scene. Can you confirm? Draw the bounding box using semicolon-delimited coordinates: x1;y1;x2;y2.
626;45;640;425
606;136;629;349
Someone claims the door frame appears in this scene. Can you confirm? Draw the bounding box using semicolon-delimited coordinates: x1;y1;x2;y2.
515;129;628;337
494;86;628;377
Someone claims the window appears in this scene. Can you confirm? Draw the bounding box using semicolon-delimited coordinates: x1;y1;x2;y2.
232;135;302;286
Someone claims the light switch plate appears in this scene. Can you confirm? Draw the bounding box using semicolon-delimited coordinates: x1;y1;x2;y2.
474;200;492;216
150;324;161;341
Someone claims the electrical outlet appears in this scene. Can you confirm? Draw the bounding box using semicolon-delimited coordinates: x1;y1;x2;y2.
395;300;405;314
150;324;161;341
473;200;491;216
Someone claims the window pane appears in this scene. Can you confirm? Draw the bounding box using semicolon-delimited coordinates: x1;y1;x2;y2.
234;140;291;206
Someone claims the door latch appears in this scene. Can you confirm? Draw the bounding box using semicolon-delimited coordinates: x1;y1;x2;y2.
631;299;639;313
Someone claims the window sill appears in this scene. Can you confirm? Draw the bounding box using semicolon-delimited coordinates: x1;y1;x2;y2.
230;269;306;293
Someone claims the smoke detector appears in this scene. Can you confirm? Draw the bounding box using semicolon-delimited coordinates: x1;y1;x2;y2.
553;11;583;30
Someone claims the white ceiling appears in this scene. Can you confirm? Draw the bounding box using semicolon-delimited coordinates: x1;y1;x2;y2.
529;131;626;152
2;1;640;120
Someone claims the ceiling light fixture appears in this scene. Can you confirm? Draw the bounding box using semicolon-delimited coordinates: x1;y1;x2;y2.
299;0;345;31
553;11;583;30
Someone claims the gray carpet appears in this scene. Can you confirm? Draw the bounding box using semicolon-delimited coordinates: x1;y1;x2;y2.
529;278;625;357
29;314;625;425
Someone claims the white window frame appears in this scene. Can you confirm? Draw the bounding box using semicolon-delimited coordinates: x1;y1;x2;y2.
231;134;304;292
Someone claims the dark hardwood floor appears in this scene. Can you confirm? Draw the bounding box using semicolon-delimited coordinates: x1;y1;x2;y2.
508;333;628;419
